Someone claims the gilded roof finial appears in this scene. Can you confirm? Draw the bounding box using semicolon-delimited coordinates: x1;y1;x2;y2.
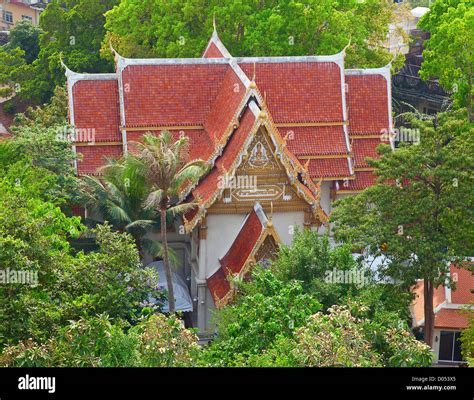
249;63;257;88
213;13;217;33
304;159;310;172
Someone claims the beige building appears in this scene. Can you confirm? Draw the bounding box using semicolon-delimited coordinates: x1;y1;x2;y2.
0;0;44;30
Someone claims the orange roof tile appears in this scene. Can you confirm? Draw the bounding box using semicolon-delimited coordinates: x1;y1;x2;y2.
305;158;351;179
239;62;344;124
346;74;390;135
285;126;349;156
450;264;474;304
351;138;384;168
435;308;470;329
121;64;229;127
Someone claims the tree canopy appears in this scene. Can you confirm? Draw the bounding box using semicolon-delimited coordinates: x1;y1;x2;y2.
419;0;474;120
104;0;399;68
331;109;474;345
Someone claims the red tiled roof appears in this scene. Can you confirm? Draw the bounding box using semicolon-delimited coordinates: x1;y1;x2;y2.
285;126;348;156
207;205;267;305
72;80;121;142
207;268;230;302
240;62;343;123
220;210;263;276
121;64;228;127
76;145;123;175
127;129;215;162
351;137;383;168
203;42;226;58
451;264;474;304
67;33;393;196
191;107;257;205
346;74;389;135
203;67;247;143
339;170;377;191
305;158;351;179
435;309;470;329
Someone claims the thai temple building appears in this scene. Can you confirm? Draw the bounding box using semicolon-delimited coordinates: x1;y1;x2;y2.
64;27;393;335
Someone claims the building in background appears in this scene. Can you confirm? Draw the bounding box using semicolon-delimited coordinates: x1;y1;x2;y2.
390;5;450;115
64;27;393;335
0;0;47;30
412;263;474;365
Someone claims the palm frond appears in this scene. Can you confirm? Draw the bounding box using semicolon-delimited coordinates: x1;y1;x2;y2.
143;189;164;210
125;219;157;232
167;202;198;216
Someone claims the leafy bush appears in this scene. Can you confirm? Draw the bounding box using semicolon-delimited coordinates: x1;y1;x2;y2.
272;229;413;321
246;305;432;367
272;231;365;309
131;313;200;367
0;176;162;347
0;314;199;367
198;268;322;366
461;310;474;366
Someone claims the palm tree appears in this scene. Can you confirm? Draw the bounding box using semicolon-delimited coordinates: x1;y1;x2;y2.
80;157;164;260
128;132;207;313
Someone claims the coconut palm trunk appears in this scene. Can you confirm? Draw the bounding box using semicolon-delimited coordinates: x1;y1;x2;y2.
160;202;175;313
127;131;207;314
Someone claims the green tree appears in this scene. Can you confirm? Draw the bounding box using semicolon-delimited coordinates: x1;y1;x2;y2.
128;132;206;313
17;0;118;104
5;20;42;64
272;230;362;309
0;124;78;206
247;305;432;367
331;109;474;347
0;46;28;99
79;157;163;260
419;0;474;121
460;309;474;366
104;0;400;68
199;267;322;366
271;229;413;321
0;175;162;346
0;313;199;367
12;85;68;129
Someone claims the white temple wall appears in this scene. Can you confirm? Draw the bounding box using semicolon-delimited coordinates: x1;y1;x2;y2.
320;181;332;215
205;211;304;280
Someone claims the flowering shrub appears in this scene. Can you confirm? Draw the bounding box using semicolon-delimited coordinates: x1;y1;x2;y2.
131;314;200;367
0;314;199;367
246;305;432;367
198;268;321;366
293;306;383;367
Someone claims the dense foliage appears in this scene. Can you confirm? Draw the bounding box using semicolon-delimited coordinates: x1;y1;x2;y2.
419;0;474;120
0;314;199;367
199;230;426;367
331;109;474;345
199;268;322;366
0;183;162;346
246;305;432;367
460;309;474;366
104;0;399;68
